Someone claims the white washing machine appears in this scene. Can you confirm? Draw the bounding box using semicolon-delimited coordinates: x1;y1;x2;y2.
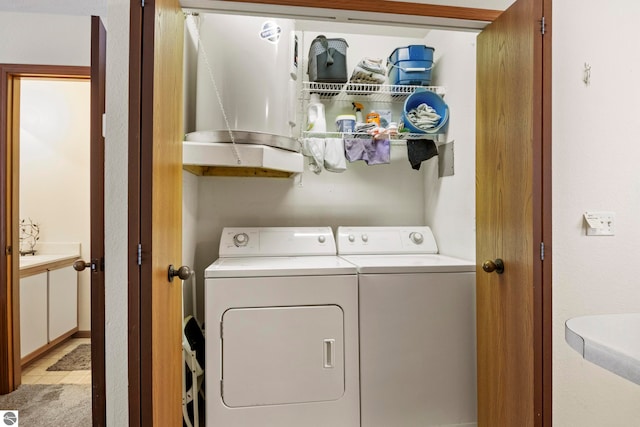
205;227;360;427
337;226;477;427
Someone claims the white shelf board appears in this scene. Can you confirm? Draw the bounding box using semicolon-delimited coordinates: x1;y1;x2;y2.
183;141;304;174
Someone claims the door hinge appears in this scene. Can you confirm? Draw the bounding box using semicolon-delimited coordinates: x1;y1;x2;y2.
220;322;223;339
540;242;545;261
220;380;224;398
541;16;546;35
5;246;12;255
141;0;145;7
137;243;142;266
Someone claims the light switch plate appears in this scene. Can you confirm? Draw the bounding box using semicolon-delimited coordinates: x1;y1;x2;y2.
584;211;615;236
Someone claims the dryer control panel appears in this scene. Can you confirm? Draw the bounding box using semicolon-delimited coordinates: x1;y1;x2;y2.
336;226;438;255
219;227;337;257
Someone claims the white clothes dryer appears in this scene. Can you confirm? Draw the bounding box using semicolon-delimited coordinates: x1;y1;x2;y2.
205;227;360;427
337;226;477;427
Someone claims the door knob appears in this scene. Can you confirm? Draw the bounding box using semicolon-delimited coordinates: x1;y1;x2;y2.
482;258;505;274
73;260;92;272
168;265;193;282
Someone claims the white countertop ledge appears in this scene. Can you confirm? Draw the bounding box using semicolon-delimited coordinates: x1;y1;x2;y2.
565;313;640;386
19;253;79;270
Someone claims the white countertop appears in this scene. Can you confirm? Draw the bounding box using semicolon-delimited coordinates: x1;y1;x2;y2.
565;313;640;386
19;253;79;270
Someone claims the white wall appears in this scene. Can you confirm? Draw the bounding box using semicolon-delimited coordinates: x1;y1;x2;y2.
0;12;90;65
19;79;91;331
104;1;130;424
182;170;199;318
423;29;477;261
553;1;640;425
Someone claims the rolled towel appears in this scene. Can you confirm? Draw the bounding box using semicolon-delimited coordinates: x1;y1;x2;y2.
406;103;441;130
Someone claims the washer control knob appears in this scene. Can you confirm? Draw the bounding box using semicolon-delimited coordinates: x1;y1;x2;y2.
361;234;369;243
318;235;326;244
348;234;356;243
410;232;424;245
233;233;249;247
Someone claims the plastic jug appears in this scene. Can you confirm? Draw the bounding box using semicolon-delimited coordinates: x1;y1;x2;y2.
306;93;327;132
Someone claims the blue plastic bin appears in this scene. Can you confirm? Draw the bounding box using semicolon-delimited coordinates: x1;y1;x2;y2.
401;89;449;134
388;45;435;86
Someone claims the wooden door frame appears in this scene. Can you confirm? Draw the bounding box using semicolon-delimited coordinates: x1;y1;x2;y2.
91;15;108;427
541;0;553;424
0;64;107;424
127;0;552;425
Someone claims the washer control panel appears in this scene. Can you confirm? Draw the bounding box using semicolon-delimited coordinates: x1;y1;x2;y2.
336;226;438;255
219;227;337;257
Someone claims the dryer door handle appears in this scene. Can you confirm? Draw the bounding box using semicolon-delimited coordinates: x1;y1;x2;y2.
323;339;335;369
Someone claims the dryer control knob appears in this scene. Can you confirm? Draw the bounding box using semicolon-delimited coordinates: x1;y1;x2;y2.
348;234;356;243
361;234;369;243
318;235;326;244
233;233;249;247
410;232;424;244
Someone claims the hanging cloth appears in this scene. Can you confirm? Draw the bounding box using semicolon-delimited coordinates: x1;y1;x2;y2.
406;139;438;170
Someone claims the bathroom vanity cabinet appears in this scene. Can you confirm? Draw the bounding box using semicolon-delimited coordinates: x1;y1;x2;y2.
19;272;48;359
19;256;79;364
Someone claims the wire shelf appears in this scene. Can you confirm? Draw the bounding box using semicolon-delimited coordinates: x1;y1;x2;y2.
302;81;446;102
301;131;441;142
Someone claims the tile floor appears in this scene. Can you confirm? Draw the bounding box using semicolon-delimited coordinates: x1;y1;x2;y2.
21;338;91;385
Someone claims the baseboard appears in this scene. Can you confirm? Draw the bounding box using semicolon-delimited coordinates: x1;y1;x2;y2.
72;331;91;339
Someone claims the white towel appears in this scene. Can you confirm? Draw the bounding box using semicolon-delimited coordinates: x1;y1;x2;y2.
324;138;347;173
301;137;325;174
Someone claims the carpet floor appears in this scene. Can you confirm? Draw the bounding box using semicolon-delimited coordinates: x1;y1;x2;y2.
0;384;91;426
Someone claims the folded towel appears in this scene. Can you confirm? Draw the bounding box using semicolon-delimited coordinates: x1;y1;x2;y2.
344;137;390;165
349;57;386;84
359;57;386;74
324;138;347;172
349;65;387;84
407;139;438;170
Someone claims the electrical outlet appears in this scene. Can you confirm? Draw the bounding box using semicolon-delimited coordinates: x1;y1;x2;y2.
584;212;615;236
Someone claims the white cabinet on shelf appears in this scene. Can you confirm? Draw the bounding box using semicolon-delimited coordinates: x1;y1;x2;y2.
19;272;48;358
48;265;78;342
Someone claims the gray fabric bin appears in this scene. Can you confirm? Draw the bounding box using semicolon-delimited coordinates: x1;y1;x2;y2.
308;36;349;83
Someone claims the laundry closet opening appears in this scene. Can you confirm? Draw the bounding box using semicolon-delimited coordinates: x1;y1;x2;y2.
180;7;479;427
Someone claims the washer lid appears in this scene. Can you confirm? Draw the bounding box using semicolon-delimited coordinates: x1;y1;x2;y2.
206;255;357;278
337;226;438;255
219;227;336;257
339;254;475;274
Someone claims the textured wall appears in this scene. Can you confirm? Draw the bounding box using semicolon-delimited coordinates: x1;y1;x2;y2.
553;1;640;425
